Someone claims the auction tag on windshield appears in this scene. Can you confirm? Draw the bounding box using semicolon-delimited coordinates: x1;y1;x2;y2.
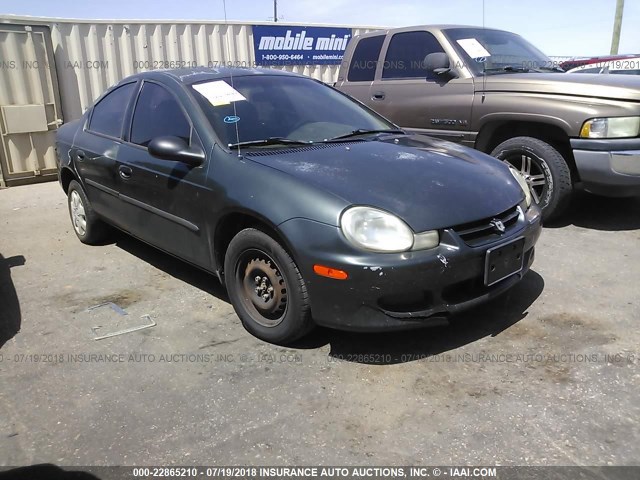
193;80;246;106
456;38;491;59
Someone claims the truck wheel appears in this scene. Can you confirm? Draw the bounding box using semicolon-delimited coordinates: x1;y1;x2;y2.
224;228;314;345
491;136;572;221
67;180;109;244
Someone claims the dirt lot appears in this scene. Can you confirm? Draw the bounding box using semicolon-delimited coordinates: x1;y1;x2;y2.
1;181;639;467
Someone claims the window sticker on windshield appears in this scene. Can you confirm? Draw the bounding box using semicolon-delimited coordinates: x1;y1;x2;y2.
193;80;246;106
224;115;240;124
456;38;491;60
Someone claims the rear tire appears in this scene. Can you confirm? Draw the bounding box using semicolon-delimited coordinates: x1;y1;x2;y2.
490;136;573;221
224;228;314;345
67;180;109;244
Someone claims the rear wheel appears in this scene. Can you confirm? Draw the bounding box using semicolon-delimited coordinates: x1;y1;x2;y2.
224;228;313;344
67;180;109;244
490;136;573;221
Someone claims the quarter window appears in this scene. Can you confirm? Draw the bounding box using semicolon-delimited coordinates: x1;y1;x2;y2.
348;35;385;82
131;82;191;147
382;31;445;80
88;82;136;138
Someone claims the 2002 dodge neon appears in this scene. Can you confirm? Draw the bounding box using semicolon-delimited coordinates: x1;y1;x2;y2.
55;67;542;344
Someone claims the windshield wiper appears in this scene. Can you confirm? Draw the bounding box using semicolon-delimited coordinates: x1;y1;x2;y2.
228;137;312;149
325;128;405;142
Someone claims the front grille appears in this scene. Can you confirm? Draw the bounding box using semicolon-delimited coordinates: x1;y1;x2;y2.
451;205;520;247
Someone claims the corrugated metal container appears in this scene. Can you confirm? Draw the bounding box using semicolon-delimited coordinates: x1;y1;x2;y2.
0;15;383;185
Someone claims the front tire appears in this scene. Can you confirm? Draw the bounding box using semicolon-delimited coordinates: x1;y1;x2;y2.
67;180;109;244
224;228;313;344
490;136;573;221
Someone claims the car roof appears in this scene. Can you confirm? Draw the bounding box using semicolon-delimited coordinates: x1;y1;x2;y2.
355;24;516;38
124;66;303;86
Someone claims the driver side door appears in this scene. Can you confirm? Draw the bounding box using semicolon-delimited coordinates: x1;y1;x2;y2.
116;80;211;268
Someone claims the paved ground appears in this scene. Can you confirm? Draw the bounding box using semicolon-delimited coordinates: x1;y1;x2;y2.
0;182;638;467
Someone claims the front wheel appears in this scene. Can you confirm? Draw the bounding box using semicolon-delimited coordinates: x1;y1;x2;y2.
224;228;313;344
490;136;573;221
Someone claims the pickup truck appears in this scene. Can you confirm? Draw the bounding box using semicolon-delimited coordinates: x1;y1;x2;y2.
335;25;640;220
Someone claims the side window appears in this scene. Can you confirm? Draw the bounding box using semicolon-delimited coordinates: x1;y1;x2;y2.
382;31;445;80
130;82;191;147
88;82;136;138
347;35;385;82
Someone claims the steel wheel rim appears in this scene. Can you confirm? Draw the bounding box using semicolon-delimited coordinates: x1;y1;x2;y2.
70;190;87;236
236;249;288;328
502;152;550;205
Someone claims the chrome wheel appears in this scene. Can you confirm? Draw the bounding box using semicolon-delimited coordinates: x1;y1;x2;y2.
502;152;551;205
70;190;87;236
236;250;288;328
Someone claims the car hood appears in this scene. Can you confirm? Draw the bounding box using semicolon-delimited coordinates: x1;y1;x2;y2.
244;135;523;232
480;73;640;102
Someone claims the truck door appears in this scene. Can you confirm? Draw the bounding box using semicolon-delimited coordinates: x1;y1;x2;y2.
369;30;475;146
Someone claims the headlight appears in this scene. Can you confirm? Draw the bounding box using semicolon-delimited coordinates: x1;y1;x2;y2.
509;167;532;208
341;206;439;252
580;117;640;139
341;206;414;252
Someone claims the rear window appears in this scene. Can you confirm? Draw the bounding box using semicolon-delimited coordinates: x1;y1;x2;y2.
88;82;136;138
348;35;385;82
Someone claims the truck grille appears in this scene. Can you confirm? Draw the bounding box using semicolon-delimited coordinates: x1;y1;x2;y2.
451;205;520;247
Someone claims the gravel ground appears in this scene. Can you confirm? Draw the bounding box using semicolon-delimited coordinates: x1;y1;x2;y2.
0;182;638;468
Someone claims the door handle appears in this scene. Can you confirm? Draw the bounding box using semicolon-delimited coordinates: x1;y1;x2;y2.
372;91;386;100
76;150;85;161
118;165;132;179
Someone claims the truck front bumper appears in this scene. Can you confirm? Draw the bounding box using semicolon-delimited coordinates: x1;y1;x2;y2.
571;138;640;197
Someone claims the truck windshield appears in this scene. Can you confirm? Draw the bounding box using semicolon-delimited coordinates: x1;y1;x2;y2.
189;75;395;148
444;28;557;75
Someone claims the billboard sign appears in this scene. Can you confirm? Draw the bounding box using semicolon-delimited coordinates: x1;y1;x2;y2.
253;25;352;66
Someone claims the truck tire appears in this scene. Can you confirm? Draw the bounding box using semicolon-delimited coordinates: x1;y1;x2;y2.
490;136;572;221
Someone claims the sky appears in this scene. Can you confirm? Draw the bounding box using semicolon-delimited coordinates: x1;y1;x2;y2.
1;0;639;57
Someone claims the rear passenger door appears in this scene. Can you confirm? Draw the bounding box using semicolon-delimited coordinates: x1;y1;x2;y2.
72;81;138;221
370;31;474;143
116;80;211;267
336;34;385;105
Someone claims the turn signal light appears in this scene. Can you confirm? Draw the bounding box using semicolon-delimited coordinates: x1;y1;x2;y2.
313;264;349;280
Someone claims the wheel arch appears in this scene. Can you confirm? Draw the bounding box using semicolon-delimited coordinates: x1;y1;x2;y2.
213;210;298;279
475;120;579;181
59;166;78;194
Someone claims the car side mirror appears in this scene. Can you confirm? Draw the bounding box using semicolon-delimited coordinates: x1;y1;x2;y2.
423;52;457;78
148;136;204;167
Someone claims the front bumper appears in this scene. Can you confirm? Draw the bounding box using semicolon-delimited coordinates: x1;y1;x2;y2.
279;205;542;331
571;138;640;197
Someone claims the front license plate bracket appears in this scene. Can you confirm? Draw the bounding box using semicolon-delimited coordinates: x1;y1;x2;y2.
484;237;525;286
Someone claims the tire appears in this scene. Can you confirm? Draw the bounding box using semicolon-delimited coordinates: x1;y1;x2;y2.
490;136;573;221
67;180;109;244
224;228;313;345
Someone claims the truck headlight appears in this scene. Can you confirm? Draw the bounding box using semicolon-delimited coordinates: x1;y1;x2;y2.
509;167;532;208
341;206;439;252
580;117;640;139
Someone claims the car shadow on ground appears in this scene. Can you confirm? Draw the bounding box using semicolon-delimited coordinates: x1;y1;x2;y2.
0;464;102;480
545;189;640;231
112;228;544;365
112;230;229;302
296;270;545;365
0;253;25;349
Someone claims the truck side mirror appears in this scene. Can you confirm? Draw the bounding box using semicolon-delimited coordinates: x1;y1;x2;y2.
423;52;457;78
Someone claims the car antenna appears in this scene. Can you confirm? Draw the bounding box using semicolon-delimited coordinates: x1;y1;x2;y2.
481;0;487;103
222;0;242;158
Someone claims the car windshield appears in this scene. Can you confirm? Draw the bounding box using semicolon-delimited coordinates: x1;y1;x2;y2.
444;27;555;75
189;74;395;147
